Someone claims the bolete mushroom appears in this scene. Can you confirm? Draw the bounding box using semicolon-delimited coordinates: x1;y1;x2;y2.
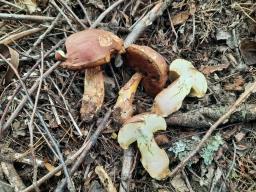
113;44;168;123
118;113;170;180
151;59;207;117
55;29;124;121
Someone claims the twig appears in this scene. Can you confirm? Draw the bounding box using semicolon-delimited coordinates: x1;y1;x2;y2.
1;162;26;191
0;13;55;22
1;61;61;134
182;169;194;192
0;151;45;167
57;0;87;29
0;39;64;131
28;43;44;191
166;104;256;128
169;80;256;177
26;14;62;55
0;0;24;10
0;28;44;45
119;148;134;192
48;95;62;125
0;55;75;191
54;109;112;192
115;0;172;66
76;0;92;26
49;77;82;136
50;0;77;32
91;0;126;28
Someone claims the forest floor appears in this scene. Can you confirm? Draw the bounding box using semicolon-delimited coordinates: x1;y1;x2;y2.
0;0;256;192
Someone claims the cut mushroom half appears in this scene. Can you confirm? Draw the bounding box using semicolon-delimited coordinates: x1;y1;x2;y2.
113;44;168;123
152;59;208;117
56;29;125;121
118;113;170;180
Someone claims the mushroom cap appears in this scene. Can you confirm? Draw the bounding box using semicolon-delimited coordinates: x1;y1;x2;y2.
124;44;168;96
169;59;207;98
60;29;125;70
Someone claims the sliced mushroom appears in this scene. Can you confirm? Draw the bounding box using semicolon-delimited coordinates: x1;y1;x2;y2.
118;113;170;180
56;29;124;121
113;44;168;123
152;59;207;117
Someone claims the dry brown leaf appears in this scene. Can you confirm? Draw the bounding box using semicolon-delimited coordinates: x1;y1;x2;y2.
200;64;230;75
171;4;196;26
224;75;245;91
155;134;170;145
240;39;256;65
171;11;190;26
44;162;61;176
0;44;19;85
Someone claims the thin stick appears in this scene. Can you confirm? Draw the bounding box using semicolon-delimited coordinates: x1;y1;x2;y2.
22;109;112;192
50;78;82;136
50;0;77;32
1;61;61;133
0;39;64;130
0;55;74;191
0;28;44;45
0;0;24;10
76;0;92;26
115;0;172;67
26;13;62;54
169;80;256;177
54;109;111;192
91;0;126;28
28;44;44;191
0;13;55;22
57;0;87;29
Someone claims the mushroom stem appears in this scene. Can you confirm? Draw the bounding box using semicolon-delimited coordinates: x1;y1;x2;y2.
138;136;170;180
151;59;207;117
118;114;170;180
113;72;143;123
80;66;104;121
151;77;191;117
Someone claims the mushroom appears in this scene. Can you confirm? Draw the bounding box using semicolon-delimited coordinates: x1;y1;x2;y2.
118;113;170;180
113;44;168;123
151;59;207;117
55;29;124;121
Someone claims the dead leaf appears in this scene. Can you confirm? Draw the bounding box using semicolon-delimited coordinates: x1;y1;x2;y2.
171;11;190;26
224;75;245;91
0;44;20;86
44;162;61;176
240;39;256;65
16;0;38;13
200;64;230;75
155;134;170;145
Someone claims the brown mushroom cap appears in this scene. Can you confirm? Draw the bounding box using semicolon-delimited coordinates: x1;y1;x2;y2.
124;44;168;96
61;29;125;70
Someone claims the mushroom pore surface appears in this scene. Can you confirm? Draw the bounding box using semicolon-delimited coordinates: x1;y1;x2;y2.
125;44;168;96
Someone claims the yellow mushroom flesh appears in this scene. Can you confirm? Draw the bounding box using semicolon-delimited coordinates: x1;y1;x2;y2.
118;114;170;180
152;59;207;117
